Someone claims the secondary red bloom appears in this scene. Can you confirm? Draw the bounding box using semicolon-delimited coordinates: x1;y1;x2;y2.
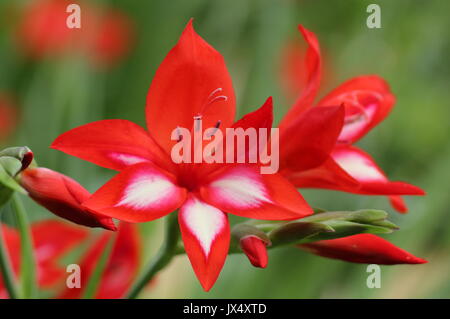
52;20;313;291
17;0;134;67
278;25;424;213
299;234;427;265
0;220;88;298
58;222;141;299
19;167;116;231
239;236;269;268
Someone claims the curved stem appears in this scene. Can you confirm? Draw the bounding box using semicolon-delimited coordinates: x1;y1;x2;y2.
0;220;20;299
126;212;180;299
11;194;36;298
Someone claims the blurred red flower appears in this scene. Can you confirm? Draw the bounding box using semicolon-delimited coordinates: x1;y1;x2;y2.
58;222;141;299
0;220;88;299
0;94;18;143
17;0;134;67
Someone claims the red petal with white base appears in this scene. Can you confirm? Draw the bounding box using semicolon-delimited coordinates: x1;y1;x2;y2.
83;163;187;223
280;105;344;172
299;234;427;264
200;165;313;220
146;20;236;153
332;146;425;196
178;195;230;291
279;25;322;131
317;75;395;144
51;120;168;171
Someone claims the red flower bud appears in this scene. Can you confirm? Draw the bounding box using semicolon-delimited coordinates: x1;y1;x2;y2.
19;167;116;231
299;234;427;265
240;235;269;268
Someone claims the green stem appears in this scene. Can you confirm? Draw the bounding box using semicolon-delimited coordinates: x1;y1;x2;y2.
82;235;115;299
0;221;20;299
11;194;36;298
126;213;179;299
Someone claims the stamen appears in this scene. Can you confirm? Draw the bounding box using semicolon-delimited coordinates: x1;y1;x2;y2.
207;87;223;100
206;120;222;138
194;115;202;132
176;126;183;142
199;88;229;115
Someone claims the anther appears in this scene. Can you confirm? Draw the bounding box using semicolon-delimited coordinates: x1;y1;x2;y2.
194;115;202;132
176;126;183;142
206;120;222;138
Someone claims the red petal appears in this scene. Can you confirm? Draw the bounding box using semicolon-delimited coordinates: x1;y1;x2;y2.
332;146;425;195
218;97;273;167
279;25;322;131
51;119;168;171
317;75;395;144
280;105;344;172
146;20;236;153
232;97;273;131
83;163;186;223
200;165;313;220
20;168;116;230
299;234;427;264
284;156;360;190
179;195;230;291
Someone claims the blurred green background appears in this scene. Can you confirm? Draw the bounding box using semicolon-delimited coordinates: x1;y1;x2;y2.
1;0;449;298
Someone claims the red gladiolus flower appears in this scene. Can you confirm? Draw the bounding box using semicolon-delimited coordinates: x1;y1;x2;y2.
17;0;134;67
299;234;427;265
0;220;88;298
0;94;17;143
278;25;425;213
51;20;313;291
239;236;269;268
58;222;141;299
19;167;116;231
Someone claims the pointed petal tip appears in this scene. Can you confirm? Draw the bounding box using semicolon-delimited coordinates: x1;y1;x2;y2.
100;218;118;231
411;257;428;264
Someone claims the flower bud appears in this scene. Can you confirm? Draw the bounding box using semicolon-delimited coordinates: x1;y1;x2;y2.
239;235;269;268
0;146;34;172
299;234;427;264
19;167;116;231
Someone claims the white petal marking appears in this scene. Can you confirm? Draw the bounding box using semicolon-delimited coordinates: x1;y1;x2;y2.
116;173;177;209
110;152;149;166
333;151;385;182
209;168;271;209
338;103;376;142
182;198;226;256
